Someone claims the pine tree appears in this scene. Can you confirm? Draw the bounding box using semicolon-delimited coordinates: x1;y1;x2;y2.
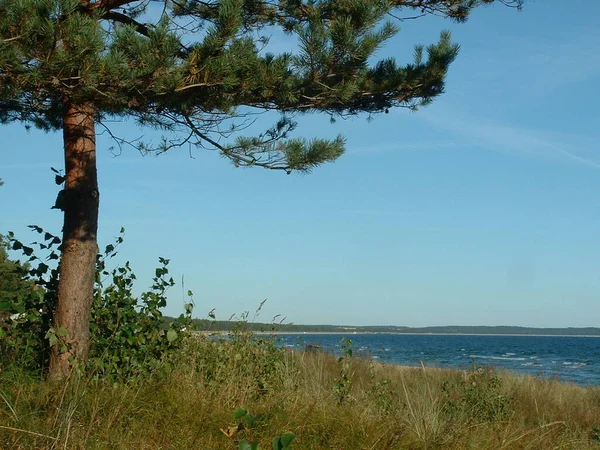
0;0;523;379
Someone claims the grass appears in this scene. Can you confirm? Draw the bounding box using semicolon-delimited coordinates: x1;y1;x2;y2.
1;333;600;449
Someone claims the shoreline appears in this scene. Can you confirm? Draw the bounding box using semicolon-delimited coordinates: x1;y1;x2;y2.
195;331;600;338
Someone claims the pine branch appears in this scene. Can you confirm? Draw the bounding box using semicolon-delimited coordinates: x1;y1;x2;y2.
102;11;153;35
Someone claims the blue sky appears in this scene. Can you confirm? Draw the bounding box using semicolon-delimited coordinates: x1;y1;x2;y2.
2;0;600;327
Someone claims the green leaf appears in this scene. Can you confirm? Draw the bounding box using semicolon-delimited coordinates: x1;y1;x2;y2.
272;432;296;450
243;411;256;427
45;329;58;346
233;407;247;420
56;326;68;337
166;329;178;342
0;302;15;312
239;440;260;450
272;436;281;450
279;432;295;448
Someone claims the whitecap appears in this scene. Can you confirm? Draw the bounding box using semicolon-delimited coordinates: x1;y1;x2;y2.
469;354;526;361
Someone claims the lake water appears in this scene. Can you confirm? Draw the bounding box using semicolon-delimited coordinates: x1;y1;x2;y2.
273;333;600;386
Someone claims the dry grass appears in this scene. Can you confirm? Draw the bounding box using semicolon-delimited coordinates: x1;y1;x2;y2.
1;334;599;449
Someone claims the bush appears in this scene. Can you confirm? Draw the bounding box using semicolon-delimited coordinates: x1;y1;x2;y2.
174;327;291;403
0;226;193;380
443;366;512;423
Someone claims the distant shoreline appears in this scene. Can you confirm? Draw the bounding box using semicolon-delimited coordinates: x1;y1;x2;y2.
179;318;600;337
196;331;600;338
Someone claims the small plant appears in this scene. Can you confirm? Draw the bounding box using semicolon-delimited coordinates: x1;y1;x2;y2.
443;366;512;423
181;303;290;399
222;408;296;450
334;338;354;404
271;432;296;450
1;226;61;373
369;367;395;415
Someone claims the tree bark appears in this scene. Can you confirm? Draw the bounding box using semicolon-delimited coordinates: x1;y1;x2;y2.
49;101;99;380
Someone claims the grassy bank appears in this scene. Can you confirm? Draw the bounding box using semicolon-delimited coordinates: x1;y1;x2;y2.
2;333;600;449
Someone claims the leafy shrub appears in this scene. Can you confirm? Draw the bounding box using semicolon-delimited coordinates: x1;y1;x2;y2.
443;366;512;423
170;319;292;406
368;371;395;414
0;228;59;374
0;226;192;380
192;334;285;392
334;338;354;404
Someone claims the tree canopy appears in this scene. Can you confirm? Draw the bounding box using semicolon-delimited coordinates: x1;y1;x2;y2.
2;0;521;170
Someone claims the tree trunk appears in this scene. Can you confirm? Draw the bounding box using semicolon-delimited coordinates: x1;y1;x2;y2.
49;102;99;380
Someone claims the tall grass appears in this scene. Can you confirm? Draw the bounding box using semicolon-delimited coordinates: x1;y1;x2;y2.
1;333;599;449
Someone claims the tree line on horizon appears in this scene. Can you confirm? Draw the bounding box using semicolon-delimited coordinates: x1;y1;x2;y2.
165;316;600;336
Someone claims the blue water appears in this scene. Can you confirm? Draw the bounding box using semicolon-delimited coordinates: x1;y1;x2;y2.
274;334;600;386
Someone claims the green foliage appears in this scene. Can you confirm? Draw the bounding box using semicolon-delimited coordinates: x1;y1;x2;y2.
368;367;395;414
0;0;523;169
0;226;193;380
271;431;296;450
591;425;600;442
222;407;296;450
443;366;512;423
0;235;37;309
0;229;59;373
334;338;354;404
181;328;289;399
90;235;193;379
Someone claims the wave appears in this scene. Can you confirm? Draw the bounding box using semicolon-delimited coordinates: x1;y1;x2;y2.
469;354;526;361
563;362;587;368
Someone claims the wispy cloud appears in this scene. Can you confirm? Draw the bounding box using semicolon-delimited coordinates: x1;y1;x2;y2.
464;28;600;96
342;209;413;217
519;31;600;92
348;140;459;155
419;108;600;169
